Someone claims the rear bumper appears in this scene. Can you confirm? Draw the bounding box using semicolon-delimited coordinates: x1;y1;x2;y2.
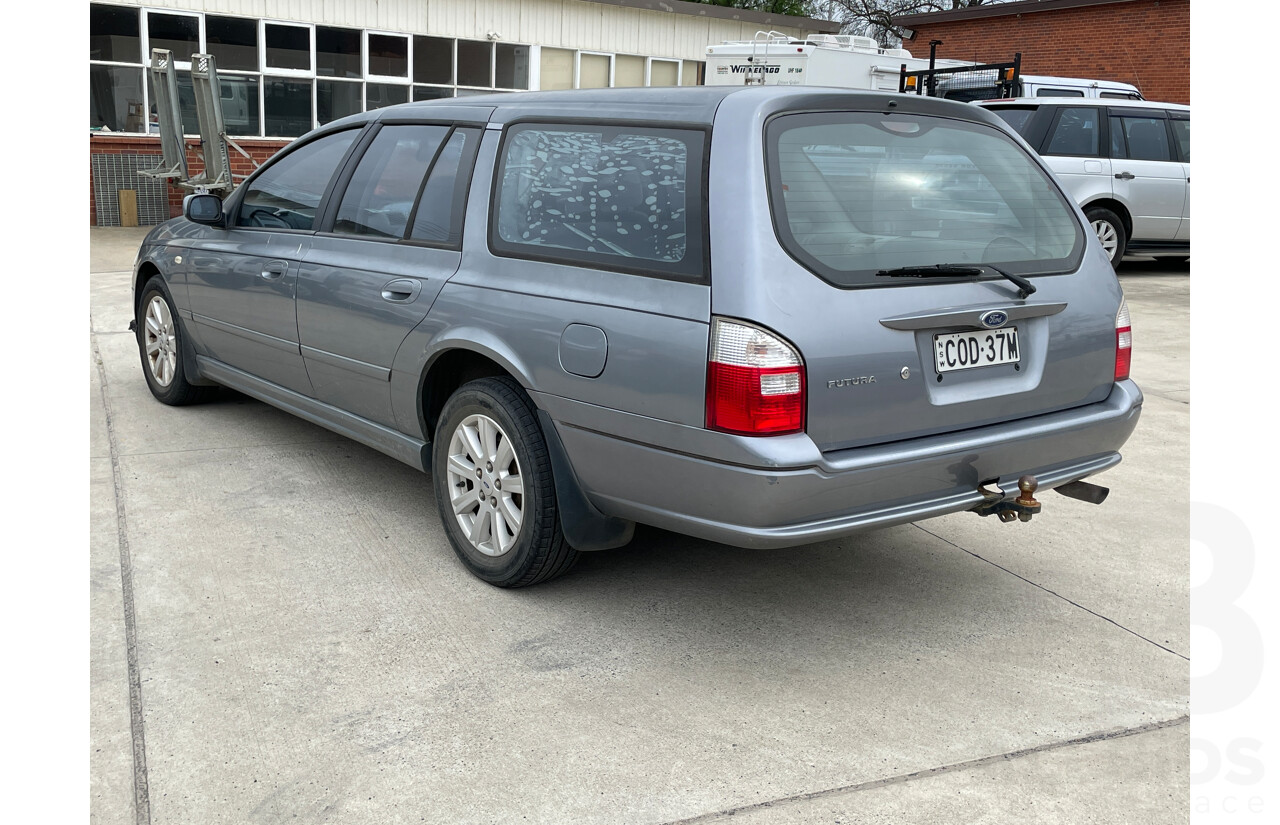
541;380;1142;549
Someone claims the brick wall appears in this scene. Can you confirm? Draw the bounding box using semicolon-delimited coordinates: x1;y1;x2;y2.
89;134;292;225
903;0;1189;104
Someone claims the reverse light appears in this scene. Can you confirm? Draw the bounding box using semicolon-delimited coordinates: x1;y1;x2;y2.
706;318;806;436
1114;297;1132;381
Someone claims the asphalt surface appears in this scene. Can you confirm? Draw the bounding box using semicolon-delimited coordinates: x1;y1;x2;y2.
90;227;1189;824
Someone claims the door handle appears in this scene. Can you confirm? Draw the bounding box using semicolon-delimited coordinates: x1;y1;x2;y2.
260;262;288;280
1114;171;1135;180
380;278;422;303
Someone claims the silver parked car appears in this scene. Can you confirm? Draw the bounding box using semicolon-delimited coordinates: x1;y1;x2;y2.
133;86;1141;586
978;97;1190;266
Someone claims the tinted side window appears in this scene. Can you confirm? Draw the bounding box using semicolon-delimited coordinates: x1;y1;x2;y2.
989;107;1037;138
1044;107;1100;156
1101;92;1142;100
492;124;706;279
1170;116;1190;162
238;130;359;230
334;124;450;239
1036;88;1085;97
409;128;480;245
1111;115;1172;161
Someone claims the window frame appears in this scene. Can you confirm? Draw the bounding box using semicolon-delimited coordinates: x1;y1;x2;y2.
1167;111;1190;163
364;30;412;83
314;121;482;252
487;118;712;283
575;51;614;89
1041;105;1104;159
645;57;681;87
228;124;370;234
259;19;315;76
1106;107;1174;163
143;8;203;69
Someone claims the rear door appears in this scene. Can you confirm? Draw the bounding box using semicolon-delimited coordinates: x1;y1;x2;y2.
1107;107;1186;241
718;105;1118;453
1035;105;1112;208
297;123;483;428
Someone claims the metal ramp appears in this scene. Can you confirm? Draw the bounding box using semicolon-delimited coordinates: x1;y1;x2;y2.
138;49;257;194
139;49;188;182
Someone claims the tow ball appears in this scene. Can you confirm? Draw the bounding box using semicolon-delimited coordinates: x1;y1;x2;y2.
973;475;1043;523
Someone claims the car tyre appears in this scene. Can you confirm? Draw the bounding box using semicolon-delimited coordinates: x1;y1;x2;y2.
432;376;578;587
136;276;215;406
1085;206;1127;268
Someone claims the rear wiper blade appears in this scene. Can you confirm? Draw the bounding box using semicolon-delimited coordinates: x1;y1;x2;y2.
876;263;1037;299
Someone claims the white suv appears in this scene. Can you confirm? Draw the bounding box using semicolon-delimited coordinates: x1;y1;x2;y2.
979;98;1190;265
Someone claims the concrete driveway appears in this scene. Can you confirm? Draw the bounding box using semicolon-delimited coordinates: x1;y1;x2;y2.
91;227;1188;824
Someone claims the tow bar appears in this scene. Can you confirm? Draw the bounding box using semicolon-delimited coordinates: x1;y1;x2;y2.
973;475;1043;523
973;475;1112;523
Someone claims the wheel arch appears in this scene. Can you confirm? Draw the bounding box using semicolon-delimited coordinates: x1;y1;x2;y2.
1082;197;1133;238
416;343;634;553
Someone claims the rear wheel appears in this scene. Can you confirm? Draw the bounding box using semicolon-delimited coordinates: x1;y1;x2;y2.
136;276;215;405
1085;206;1127;268
432;376;578;587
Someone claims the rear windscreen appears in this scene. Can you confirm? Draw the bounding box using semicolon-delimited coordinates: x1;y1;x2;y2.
766;112;1083;288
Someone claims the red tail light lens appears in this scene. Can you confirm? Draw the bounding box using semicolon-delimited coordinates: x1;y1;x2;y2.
1114;297;1132;381
706;319;805;435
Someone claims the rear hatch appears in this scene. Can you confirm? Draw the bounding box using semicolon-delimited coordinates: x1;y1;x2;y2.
710;101;1122;453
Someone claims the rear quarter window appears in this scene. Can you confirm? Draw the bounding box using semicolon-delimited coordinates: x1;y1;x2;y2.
490;123;707;280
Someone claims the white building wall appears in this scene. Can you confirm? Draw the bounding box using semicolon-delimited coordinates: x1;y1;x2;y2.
99;0;820;61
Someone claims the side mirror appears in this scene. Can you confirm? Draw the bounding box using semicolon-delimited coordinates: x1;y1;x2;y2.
183;193;225;227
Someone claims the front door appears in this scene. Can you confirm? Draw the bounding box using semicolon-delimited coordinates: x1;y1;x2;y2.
185;127;363;395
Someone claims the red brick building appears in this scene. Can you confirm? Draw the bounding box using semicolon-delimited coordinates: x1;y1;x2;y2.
893;0;1189;104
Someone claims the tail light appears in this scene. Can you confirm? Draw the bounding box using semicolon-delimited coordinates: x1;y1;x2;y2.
1114;297;1132;381
706;318;805;436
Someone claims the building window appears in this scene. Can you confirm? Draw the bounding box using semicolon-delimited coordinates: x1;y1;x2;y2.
495;44;529;90
206;16;258;72
264;78;313;138
264;23;312;72
90;4;140;63
414;36;454;84
90;65;145;132
317;80;362;124
318;27;362;78
147;11;199;63
91;6;612;138
368;33;409;78
457;40;493;88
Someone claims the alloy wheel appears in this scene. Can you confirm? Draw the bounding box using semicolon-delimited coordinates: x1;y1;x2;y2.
445;413;525;557
1091;219;1120;261
144;295;178;387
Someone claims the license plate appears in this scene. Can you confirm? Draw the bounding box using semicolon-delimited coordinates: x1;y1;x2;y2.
933;327;1020;373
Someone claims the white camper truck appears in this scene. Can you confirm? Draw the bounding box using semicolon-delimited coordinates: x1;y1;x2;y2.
704;33;970;92
704;33;1143;102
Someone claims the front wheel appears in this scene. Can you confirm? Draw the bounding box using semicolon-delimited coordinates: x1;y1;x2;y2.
432;377;578;587
1085;206;1127;268
136;276;215;405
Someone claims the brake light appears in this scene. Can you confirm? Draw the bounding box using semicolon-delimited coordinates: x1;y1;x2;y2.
1114;297;1132;381
706;318;806;435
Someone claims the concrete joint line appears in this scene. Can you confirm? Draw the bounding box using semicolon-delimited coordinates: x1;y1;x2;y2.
667;716;1189;825
913;524;1190;661
93;332;152;825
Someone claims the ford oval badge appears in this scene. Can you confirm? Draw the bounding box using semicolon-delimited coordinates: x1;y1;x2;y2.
980;310;1009;329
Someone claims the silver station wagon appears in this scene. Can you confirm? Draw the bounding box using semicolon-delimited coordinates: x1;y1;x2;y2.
133;86;1141;587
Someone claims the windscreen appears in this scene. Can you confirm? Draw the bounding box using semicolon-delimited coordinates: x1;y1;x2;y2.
766;112;1083;288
